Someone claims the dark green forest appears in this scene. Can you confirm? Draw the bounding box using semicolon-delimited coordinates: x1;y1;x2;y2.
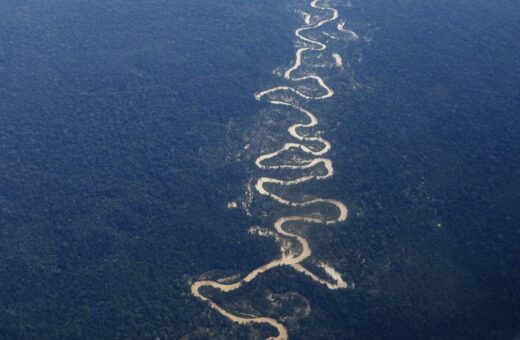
0;0;519;339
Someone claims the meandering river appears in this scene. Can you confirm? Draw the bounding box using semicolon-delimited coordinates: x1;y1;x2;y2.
191;1;352;338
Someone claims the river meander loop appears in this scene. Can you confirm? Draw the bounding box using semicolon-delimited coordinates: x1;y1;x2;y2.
191;1;350;339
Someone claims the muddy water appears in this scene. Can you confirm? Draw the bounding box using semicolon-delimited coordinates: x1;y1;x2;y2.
191;1;355;339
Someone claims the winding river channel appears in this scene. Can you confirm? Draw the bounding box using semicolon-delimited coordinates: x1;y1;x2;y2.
191;1;350;338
